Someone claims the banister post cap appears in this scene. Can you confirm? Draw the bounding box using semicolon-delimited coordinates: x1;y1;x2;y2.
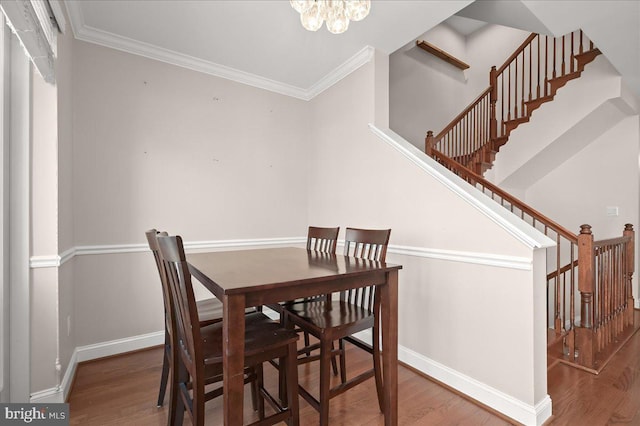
625;223;634;231
426;130;433;137
580;224;592;234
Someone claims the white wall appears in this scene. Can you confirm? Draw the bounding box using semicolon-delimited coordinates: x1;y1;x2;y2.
70;40;310;346
389;23;529;149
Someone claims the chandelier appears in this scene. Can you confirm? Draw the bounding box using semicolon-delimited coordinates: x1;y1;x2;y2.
290;0;371;34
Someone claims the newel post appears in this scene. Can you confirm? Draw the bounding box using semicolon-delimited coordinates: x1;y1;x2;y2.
576;224;595;367
425;130;434;156
624;224;635;327
489;66;498;142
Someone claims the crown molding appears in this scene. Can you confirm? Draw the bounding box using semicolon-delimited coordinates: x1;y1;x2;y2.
64;2;374;101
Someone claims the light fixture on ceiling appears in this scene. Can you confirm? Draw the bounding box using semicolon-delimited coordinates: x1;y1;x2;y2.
290;0;371;34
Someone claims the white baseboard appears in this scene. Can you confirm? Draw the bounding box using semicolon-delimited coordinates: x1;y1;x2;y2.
31;331;164;403
74;330;164;363
399;346;552;426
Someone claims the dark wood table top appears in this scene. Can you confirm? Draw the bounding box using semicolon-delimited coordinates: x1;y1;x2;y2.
188;246;402;301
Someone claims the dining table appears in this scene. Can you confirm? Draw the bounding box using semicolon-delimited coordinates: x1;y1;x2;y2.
187;246;402;426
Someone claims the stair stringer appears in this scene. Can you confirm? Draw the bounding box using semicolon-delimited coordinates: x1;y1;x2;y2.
484;55;635;191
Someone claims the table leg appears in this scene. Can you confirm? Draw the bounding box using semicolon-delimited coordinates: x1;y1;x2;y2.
223;294;245;426
379;270;398;426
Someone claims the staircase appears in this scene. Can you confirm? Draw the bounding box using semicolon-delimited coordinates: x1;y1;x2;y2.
426;31;601;176
424;30;637;374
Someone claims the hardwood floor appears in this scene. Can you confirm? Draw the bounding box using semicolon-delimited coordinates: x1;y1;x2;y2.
68;331;640;425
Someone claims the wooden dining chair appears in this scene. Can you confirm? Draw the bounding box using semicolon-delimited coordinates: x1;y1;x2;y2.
146;229;224;407
145;229;255;408
266;227;340;367
157;234;300;426
283;227;391;426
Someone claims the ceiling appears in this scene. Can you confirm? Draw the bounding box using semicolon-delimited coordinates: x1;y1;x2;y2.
64;0;640;101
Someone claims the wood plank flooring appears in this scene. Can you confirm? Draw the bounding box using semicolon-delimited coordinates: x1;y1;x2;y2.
68;330;640;425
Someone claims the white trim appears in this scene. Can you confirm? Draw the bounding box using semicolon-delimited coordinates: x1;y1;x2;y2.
29;238;531;271
29;350;76;403
399;346;552;426
31;331;164;403
368;125;556;251
8;29;31;402
63;2;372;101
47;1;67;34
0;0;56;83
305;46;374;99
390;245;532;271
75;330;164;363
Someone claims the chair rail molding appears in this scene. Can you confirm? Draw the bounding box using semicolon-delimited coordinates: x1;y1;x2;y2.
31;238;532;271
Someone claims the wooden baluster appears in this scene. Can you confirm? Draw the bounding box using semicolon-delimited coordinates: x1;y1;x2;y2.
489;66;497;142
570;31;575;73
533;35;536;100
500;71;505;136
576;224;595;367
562;35;566;76
544;36;548;97
624;224;635;327
553;37;557;79
555;235;562;332
566;242;576;359
579;29;584;54
507;65;512;121
521;49;525;115
514;58;518;118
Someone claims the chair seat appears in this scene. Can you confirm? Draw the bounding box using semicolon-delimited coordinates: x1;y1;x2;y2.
199;312;299;366
285;300;374;335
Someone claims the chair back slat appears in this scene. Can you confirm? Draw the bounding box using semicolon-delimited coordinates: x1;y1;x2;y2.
342;228;391;309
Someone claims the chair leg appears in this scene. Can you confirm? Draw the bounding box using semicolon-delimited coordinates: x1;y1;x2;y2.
373;307;384;412
338;339;347;384
256;363;266;420
157;343;170;407
173;362;188;426
250;367;259;411
319;339;332;426
330;341;339;376
167;351;179;426
285;343;300;426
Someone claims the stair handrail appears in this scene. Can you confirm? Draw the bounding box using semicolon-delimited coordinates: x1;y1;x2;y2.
429;148;578;242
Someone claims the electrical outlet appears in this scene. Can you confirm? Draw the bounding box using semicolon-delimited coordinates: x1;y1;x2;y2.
606;206;619;217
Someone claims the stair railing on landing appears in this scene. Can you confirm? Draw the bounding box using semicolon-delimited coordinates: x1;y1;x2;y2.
426;29;600;175
429;148;635;372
